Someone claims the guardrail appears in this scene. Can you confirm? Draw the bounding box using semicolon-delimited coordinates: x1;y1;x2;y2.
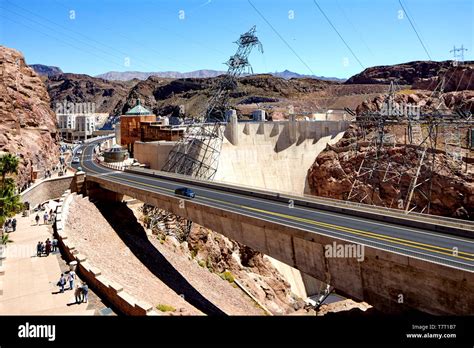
118;166;474;238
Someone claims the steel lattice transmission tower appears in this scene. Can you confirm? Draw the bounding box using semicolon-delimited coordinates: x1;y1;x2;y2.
162;26;263;179
206;26;263;121
450;45;468;65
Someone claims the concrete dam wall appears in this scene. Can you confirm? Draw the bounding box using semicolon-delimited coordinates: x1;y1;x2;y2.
219;120;349;195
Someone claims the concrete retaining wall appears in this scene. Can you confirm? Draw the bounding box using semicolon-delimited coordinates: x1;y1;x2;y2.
54;190;158;316
20;175;76;209
87;176;474;315
134;141;176;170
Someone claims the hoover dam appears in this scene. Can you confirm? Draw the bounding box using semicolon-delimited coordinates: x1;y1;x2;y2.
133;117;351;297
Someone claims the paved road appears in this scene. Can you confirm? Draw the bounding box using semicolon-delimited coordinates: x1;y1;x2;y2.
73;139;474;272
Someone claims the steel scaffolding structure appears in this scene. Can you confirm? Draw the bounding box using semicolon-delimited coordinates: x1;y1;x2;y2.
347;82;404;206
162;122;225;179
349;102;473;214
162;26;263;179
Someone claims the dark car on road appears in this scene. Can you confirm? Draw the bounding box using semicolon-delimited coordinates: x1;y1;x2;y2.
174;187;196;198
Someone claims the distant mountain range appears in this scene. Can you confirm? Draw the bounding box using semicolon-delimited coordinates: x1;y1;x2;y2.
95;69;346;82
95;69;227;81
271;70;346;82
30;64;346;82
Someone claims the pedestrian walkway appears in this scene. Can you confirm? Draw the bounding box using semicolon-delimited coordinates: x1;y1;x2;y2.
0;213;95;315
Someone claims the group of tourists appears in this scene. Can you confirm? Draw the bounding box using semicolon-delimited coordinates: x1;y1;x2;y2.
57;271;89;303
36;238;58;257
3;218;17;232
35;209;56;226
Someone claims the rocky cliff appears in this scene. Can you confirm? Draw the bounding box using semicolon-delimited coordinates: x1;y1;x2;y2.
308;91;474;219
0;46;59;188
46;73;135;117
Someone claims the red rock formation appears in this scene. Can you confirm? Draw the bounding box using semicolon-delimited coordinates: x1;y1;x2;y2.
0;46;59;188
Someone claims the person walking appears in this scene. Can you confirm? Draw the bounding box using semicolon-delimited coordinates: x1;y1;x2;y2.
74;284;83;303
81;282;89;303
35;214;40;226
36;242;42;257
43;212;49;225
45;239;51;256
12;218;16;232
52;238;58;252
68;270;76;290
58;274;66;293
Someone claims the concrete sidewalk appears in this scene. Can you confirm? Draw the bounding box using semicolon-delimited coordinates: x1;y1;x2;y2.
0;213;95;315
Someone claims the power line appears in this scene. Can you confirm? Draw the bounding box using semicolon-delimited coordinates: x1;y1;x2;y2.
450;45;468;63
48;0;222;69
0;14;126;70
3;1;164;72
398;0;432;60
312;0;365;70
247;0;315;75
335;0;374;58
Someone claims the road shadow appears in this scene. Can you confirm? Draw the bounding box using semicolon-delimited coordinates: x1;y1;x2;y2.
93;200;226;316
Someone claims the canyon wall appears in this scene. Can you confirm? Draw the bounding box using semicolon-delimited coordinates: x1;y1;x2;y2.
0;46;59;188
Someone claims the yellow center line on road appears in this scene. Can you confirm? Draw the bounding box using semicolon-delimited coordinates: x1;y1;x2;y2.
244;206;474;261
79;145;473;262
170;186;473;259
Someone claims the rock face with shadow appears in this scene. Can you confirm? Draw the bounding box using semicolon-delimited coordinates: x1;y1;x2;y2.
0;45;59;188
139;205;305;315
94;201;227;315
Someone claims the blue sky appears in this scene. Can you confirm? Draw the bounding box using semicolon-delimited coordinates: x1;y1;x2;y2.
0;0;472;78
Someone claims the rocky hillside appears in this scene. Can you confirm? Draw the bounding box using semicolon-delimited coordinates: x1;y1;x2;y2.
46;73;137;116
119;74;335;116
345;60;469;85
45;73;340;127
138;205;305;314
0;46;59;188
